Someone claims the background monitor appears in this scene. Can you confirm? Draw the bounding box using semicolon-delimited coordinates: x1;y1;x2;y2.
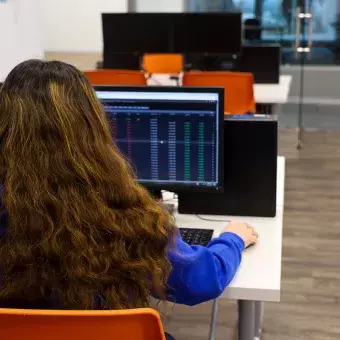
102;13;242;55
234;45;281;84
94;86;224;192
173;13;242;54
102;13;170;53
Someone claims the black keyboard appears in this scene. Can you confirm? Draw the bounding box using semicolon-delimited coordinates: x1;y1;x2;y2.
179;228;214;246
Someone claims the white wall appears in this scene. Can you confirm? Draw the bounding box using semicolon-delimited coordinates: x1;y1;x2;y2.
1;0;185;61
39;0;127;52
136;0;184;12
0;0;43;81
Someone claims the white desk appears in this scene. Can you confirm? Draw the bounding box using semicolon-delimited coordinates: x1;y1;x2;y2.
148;74;292;105
254;75;292;104
166;156;285;340
175;206;283;303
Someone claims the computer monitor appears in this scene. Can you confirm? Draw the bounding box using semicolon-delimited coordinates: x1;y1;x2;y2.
102;13;242;55
173;13;242;54
234;45;281;84
102;13;170;53
94;86;224;192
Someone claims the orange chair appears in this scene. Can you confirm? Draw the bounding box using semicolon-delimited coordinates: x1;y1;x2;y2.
0;308;166;340
142;54;184;85
183;71;256;115
84;70;147;86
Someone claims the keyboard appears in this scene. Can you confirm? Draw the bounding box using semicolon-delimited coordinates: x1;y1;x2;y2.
179;228;214;246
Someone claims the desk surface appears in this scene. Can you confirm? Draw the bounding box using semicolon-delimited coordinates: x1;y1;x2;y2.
148;74;292;105
254;75;292;104
166;156;285;303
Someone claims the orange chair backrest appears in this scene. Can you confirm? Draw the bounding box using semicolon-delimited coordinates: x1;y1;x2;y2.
183;71;256;115
143;54;184;74
84;70;147;86
0;308;166;340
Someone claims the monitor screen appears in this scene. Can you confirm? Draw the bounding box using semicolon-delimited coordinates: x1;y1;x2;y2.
102;13;170;53
173;13;242;54
95;86;224;192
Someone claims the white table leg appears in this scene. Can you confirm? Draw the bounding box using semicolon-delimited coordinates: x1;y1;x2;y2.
208;298;219;340
238;300;256;340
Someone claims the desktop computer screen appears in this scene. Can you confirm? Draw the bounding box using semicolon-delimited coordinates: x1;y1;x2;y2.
94;86;224;192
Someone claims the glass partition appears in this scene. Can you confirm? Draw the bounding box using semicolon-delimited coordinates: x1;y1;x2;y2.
188;0;340;65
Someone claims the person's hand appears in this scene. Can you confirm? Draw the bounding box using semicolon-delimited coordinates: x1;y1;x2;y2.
222;221;259;249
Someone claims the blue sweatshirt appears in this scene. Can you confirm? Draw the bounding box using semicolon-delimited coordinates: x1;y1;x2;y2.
0;209;244;307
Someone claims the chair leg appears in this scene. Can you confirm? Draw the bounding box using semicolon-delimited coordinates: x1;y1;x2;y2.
208;299;219;340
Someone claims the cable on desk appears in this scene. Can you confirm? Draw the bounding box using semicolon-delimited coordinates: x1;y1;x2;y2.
195;214;230;223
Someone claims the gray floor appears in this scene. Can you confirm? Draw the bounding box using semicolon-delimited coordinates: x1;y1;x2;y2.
279;103;340;130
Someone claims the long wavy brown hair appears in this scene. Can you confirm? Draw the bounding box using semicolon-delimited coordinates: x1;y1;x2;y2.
0;59;176;309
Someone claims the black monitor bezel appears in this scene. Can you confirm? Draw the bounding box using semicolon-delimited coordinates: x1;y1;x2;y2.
94;85;224;193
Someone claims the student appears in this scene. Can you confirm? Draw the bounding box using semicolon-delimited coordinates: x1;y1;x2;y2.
0;60;258;313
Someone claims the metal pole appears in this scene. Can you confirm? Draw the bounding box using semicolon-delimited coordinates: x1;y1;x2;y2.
255;0;263;20
238;300;256;340
127;0;137;12
208;299;219;340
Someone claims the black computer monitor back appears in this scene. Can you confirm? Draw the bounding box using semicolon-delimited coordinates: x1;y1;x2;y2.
173;13;242;54
102;13;242;55
235;45;281;84
178;116;278;217
102;13;170;54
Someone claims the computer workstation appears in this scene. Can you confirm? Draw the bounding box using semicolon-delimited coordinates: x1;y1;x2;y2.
95;86;224;246
94;85;277;218
101;12;282;84
102;13;242;67
100;12;292;114
94;85;284;340
102;12;245;76
185;44;281;86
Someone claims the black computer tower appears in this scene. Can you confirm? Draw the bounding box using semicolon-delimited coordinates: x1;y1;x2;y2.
178;116;278;217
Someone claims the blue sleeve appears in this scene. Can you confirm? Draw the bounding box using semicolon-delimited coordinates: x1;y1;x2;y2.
166;232;244;306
